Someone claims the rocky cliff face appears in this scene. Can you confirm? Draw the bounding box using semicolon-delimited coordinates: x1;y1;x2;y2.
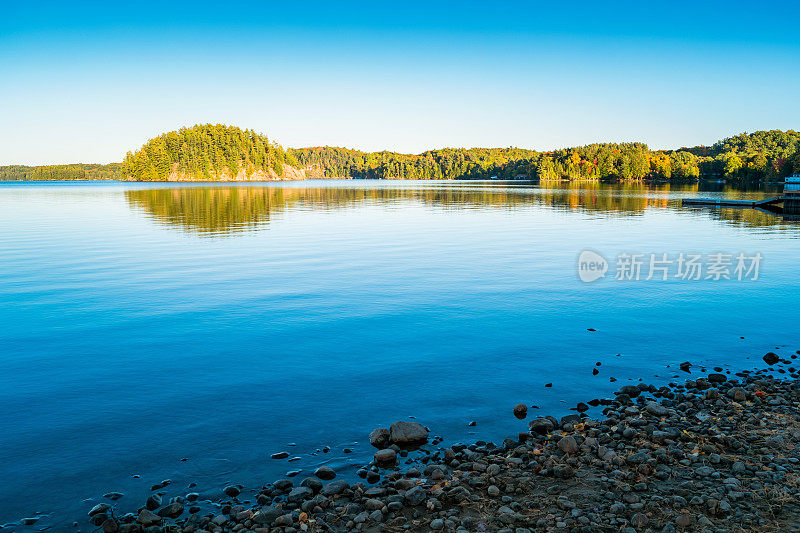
162;162;308;182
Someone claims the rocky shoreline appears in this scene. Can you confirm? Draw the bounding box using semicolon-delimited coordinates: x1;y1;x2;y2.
84;351;800;533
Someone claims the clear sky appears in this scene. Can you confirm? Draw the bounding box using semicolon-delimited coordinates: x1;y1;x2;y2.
1;1;799;165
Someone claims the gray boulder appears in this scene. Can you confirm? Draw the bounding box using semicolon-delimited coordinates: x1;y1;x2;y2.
389;421;428;445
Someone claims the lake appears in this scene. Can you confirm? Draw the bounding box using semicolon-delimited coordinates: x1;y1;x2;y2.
1;180;799;529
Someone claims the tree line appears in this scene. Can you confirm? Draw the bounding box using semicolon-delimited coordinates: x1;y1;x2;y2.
0;163;120;181
3;127;798;182
289;130;800;182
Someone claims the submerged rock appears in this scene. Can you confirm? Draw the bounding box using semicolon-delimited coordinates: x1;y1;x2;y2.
88;504;110;517
222;485;240;498
145;494;161;511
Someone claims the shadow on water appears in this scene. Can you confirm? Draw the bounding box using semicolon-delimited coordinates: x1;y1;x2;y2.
124;181;799;236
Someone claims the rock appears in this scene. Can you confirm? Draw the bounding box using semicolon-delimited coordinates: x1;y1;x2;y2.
157;502;184;518
764;352;780;365
101;519;118;533
252;506;283;525
374;448;397;465
404;486;427;506
729;387;747;401
314;466;336;480
680;361;692;372
675;514;693;528
617;385;641;397
696;465;715;476
487;485;500;496
708;373;726;383
553;464;574;478
271;451;289;459
389;421;429;445
631;513;649;528
273;478;293;491
321;480;348;496
557;435;578;454
274;514;293;526
145;494;162;510
223;485;240;497
287;487;313;503
513;403;528;419
696;514;714;528
767;435;786;449
300;477;323;493
369;428;391;449
645;401;669;416
627;452;650;464
575;402;589;412
558;498;576;510
431;518;444;529
103;492;124;500
529;418;554;434
137;509;161;527
364;498;384;511
89;504;111;517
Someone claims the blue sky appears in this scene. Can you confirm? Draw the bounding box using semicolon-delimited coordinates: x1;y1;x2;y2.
1;1;799;164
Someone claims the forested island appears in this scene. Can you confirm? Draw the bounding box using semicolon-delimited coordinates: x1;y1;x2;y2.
2;125;798;183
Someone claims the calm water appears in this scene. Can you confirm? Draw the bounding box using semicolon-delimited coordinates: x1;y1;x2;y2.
1;180;799;529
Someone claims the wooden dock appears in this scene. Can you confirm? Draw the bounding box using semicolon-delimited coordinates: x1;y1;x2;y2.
682;177;800;217
682;196;784;208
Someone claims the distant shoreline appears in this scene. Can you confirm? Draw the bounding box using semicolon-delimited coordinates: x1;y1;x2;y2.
3;127;798;183
1;177;779;184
